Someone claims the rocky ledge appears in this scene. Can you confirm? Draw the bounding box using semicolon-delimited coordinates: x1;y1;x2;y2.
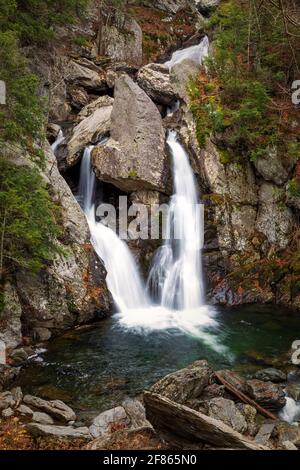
1;360;299;450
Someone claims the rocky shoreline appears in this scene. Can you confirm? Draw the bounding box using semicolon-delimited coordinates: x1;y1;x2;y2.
1;359;299;450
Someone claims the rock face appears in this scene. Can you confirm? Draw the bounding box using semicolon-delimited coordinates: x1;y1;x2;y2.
256;183;294;249
100;12;143;67
137;63;177;106
0;282;22;349
92;74;169;193
9;142;112;342
150;360;214;403
67;96;113;166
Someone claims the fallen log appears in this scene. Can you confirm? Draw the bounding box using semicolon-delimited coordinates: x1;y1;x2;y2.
215;372;278;421
144;392;269;450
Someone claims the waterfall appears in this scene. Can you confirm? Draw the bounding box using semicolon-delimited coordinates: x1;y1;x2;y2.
147;131;204;310
78;146;149;313
165;36;209;70
279;395;300;424
51;130;65;153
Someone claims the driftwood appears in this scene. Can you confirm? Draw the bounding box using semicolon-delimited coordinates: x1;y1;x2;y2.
144;392;268;450
215;372;278;421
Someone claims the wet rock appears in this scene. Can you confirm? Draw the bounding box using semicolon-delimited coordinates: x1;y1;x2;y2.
286;382;300;402
33;327;52;342
67;96;113;166
247;379;286;411
89;406;130;439
137;63;177;106
47;123;61;143
254;368;287;383
208;398;247;434
216;370;253;396
92;74;169;193
32;412;54;425
26;423;91;439
9;349;29;366
170;58;202;101
17;404;34;417
272;421;300;448
0;282;22;349
23;395;76;423
150;360;214;403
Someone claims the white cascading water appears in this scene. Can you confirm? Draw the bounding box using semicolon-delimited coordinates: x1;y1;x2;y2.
75;35;223;342
147;130;204;310
165;35;209;70
51;129;65;153
78;146;149;313
279;395;300;424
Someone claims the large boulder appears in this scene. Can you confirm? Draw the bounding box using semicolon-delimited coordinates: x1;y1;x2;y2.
26;423;91;439
66;60;107;92
67;96;113;166
0;282;22;349
23;395;76;423
208;398;247;434
247;379;286;411
137;63;177;106
92;74;169;193
89;406;130;438
150;360;214;403
254;368;287;383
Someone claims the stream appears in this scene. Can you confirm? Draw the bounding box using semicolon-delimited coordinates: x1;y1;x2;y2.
16;304;300;418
